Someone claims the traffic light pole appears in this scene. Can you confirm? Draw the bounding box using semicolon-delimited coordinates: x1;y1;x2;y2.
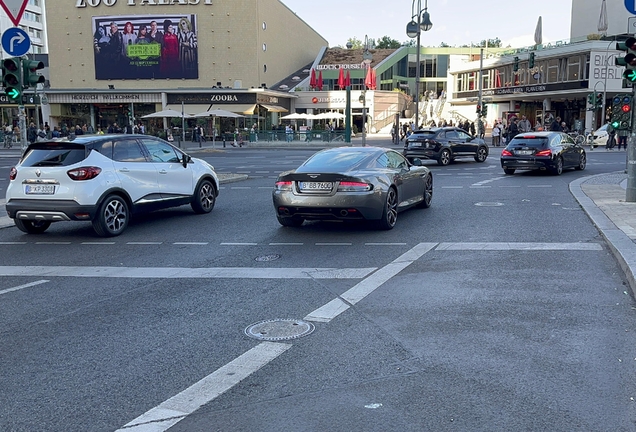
17;61;26;152
627;85;636;202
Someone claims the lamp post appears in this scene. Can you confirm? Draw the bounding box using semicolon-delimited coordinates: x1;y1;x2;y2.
406;0;433;129
361;35;373;147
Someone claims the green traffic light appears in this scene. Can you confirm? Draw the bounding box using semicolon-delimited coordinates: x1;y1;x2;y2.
611;121;620;128
6;88;20;99
624;69;636;82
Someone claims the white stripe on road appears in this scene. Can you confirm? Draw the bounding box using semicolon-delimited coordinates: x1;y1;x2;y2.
435;242;602;251
0;266;376;279
220;242;258;246
305;243;437;323
0;279;49;296
269;242;303;246
315;243;352;246
126;242;163;245
117;342;292;432
173;242;209;245
81;242;116;245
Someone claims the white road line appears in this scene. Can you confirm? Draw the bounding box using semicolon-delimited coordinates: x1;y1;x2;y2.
441;186;463;189
173;242;209;245
0;266;376;279
364;243;407;246
499;185;521;188
127;242;163;245
81;242;116;245
117;342;292;432
435;242;602;251
230;186;251;189
269;242;303;245
0;279;49;296
305;243;437;323
0;241;26;245
315;243;352;246
35;242;71;245
527;185;552;188
220;242;258;246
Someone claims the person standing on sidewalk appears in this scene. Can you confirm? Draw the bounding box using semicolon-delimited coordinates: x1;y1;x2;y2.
617;129;628;150
491;121;501;146
518;115;532;133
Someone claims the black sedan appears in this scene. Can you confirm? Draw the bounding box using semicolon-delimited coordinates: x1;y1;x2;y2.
403;127;489;166
500;131;586;175
273;147;433;230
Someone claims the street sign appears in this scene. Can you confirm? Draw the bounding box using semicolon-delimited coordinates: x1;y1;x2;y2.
627;0;636;15
0;0;29;27
629;16;636;34
1;27;30;57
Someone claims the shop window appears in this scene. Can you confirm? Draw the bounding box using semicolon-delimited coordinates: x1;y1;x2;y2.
567;56;580;81
547;58;559;83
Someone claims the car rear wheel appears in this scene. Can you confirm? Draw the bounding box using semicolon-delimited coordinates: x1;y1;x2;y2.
92;195;129;237
14;219;51;234
277;215;304;227
437;149;451;166
474;146;488;162
576;153;586;170
551;156;563;175
417;173;433;209
503;168;515;175
377;187;398;230
191;179;216;214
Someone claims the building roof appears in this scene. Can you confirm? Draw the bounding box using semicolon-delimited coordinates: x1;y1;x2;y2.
319;48;397;68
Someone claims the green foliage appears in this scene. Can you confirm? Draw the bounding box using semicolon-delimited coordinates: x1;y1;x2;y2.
376;36;401;49
347;37;363;49
439;42;450;47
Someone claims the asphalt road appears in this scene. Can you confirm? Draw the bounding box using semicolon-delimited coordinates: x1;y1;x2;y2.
1;145;636;431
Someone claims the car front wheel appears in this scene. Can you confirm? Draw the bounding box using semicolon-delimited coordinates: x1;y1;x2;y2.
376;187;398;230
575;153;586;170
474;146;488;162
551;156;563;175
191;179;216;214
92;195;129;237
14;219;51;234
437;149;451;166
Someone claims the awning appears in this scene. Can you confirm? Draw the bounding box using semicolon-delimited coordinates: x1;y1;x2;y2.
165;104;212;115
209;104;257;115
260;104;288;113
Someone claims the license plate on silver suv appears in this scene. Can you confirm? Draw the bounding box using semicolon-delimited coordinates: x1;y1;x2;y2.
25;184;55;194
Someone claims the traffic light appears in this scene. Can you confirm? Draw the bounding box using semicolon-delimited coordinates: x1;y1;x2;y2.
513;56;519;72
610;94;632;131
22;59;44;89
595;92;604;108
615;37;636;84
587;93;595;106
2;58;21;101
476;105;481;114
529;52;535;69
481;105;488;117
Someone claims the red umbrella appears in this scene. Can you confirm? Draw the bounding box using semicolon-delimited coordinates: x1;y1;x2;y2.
370;68;377;90
309;69;317;89
345;70;351;88
337;68;345;89
317;70;323;90
495;69;502;88
364;65;373;90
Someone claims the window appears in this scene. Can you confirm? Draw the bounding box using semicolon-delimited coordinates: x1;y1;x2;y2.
92;140;113;159
375;153;389;168
112;140;147;162
567;55;580;81
547;58;559;83
141;139;181;163
387;151;408;169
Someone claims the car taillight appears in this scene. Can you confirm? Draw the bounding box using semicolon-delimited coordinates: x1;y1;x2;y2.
275;181;293;191
535;149;552;157
501;149;512;157
67;166;102;181
337;181;371;192
9;166;17;180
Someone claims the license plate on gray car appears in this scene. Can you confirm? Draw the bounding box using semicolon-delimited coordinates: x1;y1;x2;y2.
300;181;332;191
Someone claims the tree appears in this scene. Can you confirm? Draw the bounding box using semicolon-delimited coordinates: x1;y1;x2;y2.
376;36;401;49
346;37;363;49
477;38;502;48
439;42;450;47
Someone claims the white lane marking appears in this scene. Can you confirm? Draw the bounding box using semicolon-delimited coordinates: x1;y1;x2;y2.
0;279;49;296
220;242;258;246
173;242;209;245
35;242;71;245
0;266;376;279
364;243;407;246
472;176;506;187
499;185;521;188
305;243;437;323
441;186;463;189
81;242;116;245
436;242;602;251
0;241;26;245
527;185;552;188
127;242;162;245
269;242;303;245
254;171;270;173
469;186;491;188
117;342;292;432
230;186;251;189
315;243;352;246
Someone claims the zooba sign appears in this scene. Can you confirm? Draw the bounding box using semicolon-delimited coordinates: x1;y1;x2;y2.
76;0;212;6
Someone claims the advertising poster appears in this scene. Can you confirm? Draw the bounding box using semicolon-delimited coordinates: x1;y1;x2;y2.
92;15;198;80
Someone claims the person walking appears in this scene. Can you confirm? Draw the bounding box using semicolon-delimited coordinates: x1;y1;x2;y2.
550;116;563;132
507;118;519;141
518;115;532;133
617;129;628;150
491;121;501;147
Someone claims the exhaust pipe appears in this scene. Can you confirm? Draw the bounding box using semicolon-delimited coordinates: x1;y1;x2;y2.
340;209;349;217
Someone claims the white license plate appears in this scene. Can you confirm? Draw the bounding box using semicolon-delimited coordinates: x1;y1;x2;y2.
515;150;533;155
410;142;422;147
25;184;55;195
300;181;332;191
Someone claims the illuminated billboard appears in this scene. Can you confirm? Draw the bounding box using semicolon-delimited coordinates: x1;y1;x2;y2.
92;14;198;80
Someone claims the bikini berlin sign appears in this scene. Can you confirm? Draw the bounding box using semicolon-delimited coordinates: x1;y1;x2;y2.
0;0;29;27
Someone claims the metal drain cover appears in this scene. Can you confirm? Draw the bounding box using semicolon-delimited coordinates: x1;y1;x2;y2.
254;254;281;262
245;319;315;341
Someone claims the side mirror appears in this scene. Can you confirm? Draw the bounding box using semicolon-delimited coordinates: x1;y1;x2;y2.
411;158;423;166
182;154;191;168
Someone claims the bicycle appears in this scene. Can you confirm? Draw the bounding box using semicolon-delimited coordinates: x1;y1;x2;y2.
3;135;12;149
567;131;586;146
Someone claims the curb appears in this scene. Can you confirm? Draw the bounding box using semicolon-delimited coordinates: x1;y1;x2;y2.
570;174;636;298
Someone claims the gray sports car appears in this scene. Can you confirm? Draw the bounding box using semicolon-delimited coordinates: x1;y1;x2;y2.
272;146;433;229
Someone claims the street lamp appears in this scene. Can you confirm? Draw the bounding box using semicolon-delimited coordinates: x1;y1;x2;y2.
406;0;433;129
361;35;373;147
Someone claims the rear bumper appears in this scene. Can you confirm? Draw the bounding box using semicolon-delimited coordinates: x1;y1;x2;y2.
501;157;553;170
6;199;98;221
272;191;383;220
403;149;440;160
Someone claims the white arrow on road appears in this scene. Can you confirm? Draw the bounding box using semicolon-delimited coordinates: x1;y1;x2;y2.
9;31;24;52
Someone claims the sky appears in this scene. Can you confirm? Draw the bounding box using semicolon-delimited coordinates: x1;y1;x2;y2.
281;0;573;49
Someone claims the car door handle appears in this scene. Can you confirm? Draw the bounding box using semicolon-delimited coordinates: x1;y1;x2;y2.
159;169;168;174
119;168;130;173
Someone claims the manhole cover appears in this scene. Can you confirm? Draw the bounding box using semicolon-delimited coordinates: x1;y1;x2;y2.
245;319;315;341
255;254;281;262
474;202;504;207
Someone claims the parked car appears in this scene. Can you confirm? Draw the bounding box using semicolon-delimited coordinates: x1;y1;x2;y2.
403;127;489;166
5;134;219;237
500;131;586;175
587;123;609;148
272;146;433;230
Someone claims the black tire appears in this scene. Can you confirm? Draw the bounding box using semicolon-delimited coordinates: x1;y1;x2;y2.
575;153;586;171
14;219;51;234
417;173;433;209
276;215;304;227
92;195;129;237
437;149;451;166
474;146;488;162
191;179;216;214
503;168;515;175
376;187;398;230
551;157;563;175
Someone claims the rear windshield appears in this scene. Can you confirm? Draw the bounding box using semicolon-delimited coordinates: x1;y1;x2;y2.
300;151;368;171
408;131;436;139
508;137;549;149
21;143;87;167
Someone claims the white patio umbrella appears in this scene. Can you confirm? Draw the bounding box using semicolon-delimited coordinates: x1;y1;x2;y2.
192;108;244;147
142;109;188;119
534;16;543;46
597;0;608;35
314;112;345;120
280;112;313;120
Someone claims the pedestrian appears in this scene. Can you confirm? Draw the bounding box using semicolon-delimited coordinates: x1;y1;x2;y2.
560;122;569;134
233;128;239;147
401;123;408;141
305;126;312;142
469;122;476;135
550;116;563;132
617;130;628;150
477;118;485;139
251;124;258;142
491;121;501;147
51;126;61;138
27;122;37;144
508;118;519;141
518;115;532;133
606;124;616;150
